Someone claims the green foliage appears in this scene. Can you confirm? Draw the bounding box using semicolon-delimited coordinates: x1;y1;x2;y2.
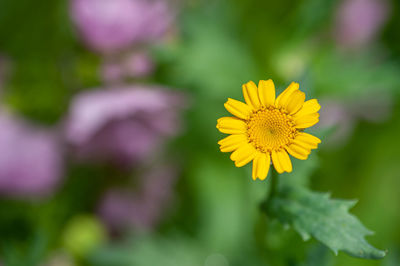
265;184;386;259
89;234;207;266
0;0;399;265
261;132;387;260
156;1;258;100
311;49;400;99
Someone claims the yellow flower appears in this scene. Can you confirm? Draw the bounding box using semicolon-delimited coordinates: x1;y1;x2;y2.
216;79;321;180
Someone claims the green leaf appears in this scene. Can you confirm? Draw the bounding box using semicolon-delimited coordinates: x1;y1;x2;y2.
266;186;386;259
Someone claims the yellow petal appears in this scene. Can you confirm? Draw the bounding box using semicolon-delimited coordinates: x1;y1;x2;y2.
275;82;299;108
286;143;311;160
293;139;315;150
271;150;284;174
230;143;256;167
297;132;321;145
294;99;321;118
294;113;319;128
258;79;275;107
252;152;261;180
242;81;261;110
277;149;292;173
286;90;306;114
293;132;321;149
216;117;247;134
252;152;271;180
218;134;248;152
224;98;252;120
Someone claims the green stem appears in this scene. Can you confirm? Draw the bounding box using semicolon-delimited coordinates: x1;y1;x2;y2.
256;168;279;254
268;168;279;201
260;168;279;211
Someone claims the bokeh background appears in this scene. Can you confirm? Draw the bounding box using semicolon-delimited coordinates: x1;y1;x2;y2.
0;0;399;265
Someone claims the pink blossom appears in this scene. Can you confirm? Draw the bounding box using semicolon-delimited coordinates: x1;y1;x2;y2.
98;165;177;230
65;86;186;165
101;51;155;84
71;0;173;53
0;113;63;198
334;0;390;49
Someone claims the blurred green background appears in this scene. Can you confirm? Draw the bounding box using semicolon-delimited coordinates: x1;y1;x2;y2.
0;0;399;265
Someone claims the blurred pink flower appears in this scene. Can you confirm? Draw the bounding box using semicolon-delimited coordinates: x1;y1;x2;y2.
318;96;392;146
71;0;174;53
65;86;186;166
334;0;390;49
100;60;124;84
0;113;63;198
101;51;155;83
98;165;177;230
124;51;155;78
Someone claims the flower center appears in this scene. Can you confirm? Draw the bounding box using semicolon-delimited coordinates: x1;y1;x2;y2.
247;107;297;152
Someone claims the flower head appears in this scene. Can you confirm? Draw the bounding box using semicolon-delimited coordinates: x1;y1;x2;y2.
216;79;321;180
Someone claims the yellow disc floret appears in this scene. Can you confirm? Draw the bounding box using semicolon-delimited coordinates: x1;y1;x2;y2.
247;107;297;153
